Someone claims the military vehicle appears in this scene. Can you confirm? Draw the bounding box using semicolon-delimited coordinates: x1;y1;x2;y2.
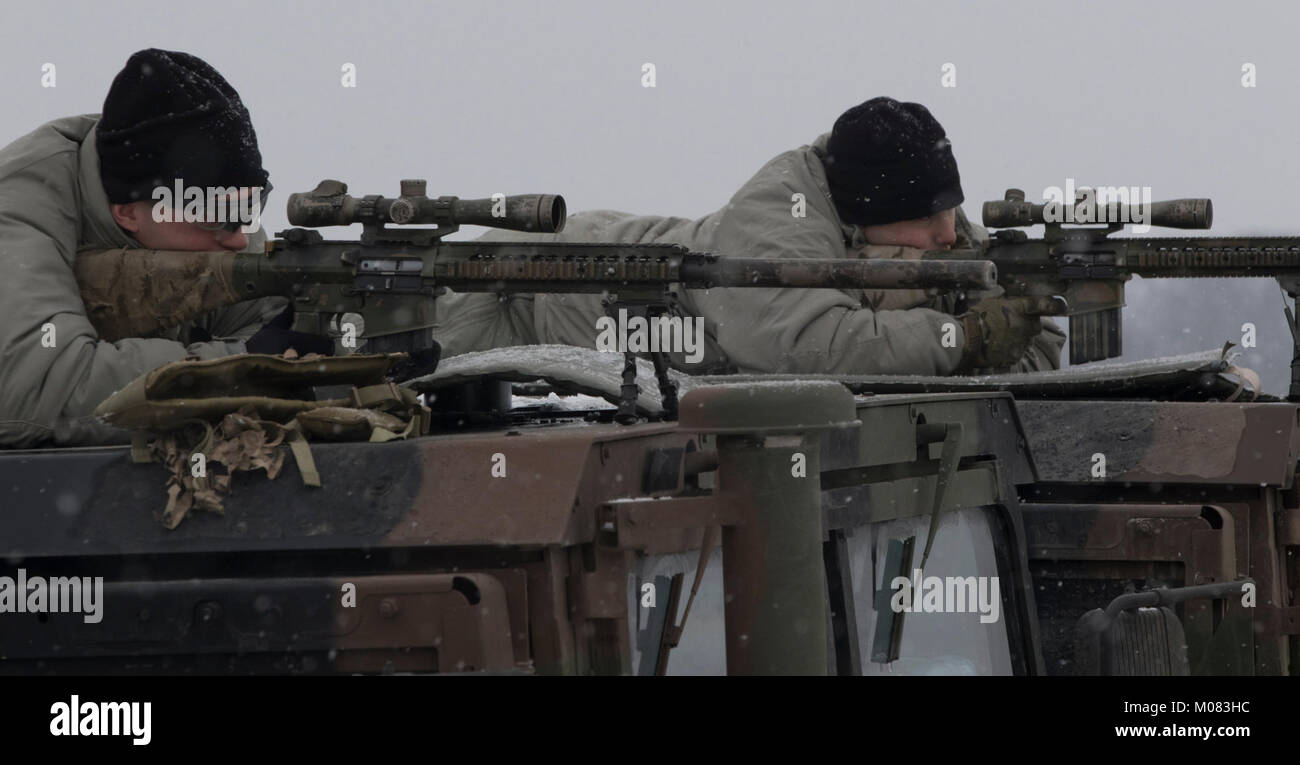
0;184;1290;675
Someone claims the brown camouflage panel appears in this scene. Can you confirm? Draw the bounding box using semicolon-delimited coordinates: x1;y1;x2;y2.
1018;400;1300;675
0;380;1294;675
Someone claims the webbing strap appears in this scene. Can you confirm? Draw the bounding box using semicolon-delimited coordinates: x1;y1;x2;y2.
351;382;417;409
282;420;321;487
368;412;421;443
130;432;153;464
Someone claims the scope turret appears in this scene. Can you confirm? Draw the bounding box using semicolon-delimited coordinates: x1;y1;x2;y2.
982;187;1212;230
286;179;566;234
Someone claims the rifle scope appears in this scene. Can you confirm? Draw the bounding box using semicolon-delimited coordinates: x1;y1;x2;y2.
982;188;1212;230
287;179;566;234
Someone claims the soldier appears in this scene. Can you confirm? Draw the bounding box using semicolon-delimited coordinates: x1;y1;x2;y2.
0;48;332;448
433;97;1065;375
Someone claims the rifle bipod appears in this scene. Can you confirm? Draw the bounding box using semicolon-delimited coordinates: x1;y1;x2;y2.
610;303;681;424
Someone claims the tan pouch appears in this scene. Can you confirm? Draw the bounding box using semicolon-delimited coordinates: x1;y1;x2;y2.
99;353;431;528
95;353;403;428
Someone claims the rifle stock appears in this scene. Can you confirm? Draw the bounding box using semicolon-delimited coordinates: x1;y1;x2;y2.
75;247;243;342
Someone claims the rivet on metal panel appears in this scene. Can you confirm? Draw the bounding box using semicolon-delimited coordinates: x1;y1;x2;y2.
379;597;400;618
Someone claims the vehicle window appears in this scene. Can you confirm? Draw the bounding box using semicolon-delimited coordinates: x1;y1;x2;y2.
626;548;726;675
847;507;1014;675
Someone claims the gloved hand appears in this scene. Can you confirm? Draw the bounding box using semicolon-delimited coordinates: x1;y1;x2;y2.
385;343;442;382
957;296;1066;371
245;305;335;356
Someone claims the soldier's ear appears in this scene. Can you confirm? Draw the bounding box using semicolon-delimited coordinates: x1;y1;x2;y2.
109;201;150;232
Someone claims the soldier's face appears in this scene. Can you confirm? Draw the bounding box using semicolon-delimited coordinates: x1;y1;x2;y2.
109;201;251;252
861;207;957;250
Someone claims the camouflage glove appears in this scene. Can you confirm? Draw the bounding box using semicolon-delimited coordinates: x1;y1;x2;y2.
957;296;1066;372
852;244;936;311
246;305;335;356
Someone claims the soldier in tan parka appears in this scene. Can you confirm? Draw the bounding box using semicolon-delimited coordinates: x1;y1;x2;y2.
433;97;1065;375
0;49;330;448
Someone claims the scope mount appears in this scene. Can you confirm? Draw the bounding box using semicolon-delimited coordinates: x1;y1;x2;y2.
305;179;461;246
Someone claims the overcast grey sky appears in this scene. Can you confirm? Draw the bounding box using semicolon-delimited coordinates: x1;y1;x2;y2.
5;0;1298;390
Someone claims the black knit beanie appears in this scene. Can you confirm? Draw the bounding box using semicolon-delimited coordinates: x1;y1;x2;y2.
824;97;963;226
96;49;268;204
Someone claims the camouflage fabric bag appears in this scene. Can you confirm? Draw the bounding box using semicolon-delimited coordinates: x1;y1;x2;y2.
95;352;431;528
